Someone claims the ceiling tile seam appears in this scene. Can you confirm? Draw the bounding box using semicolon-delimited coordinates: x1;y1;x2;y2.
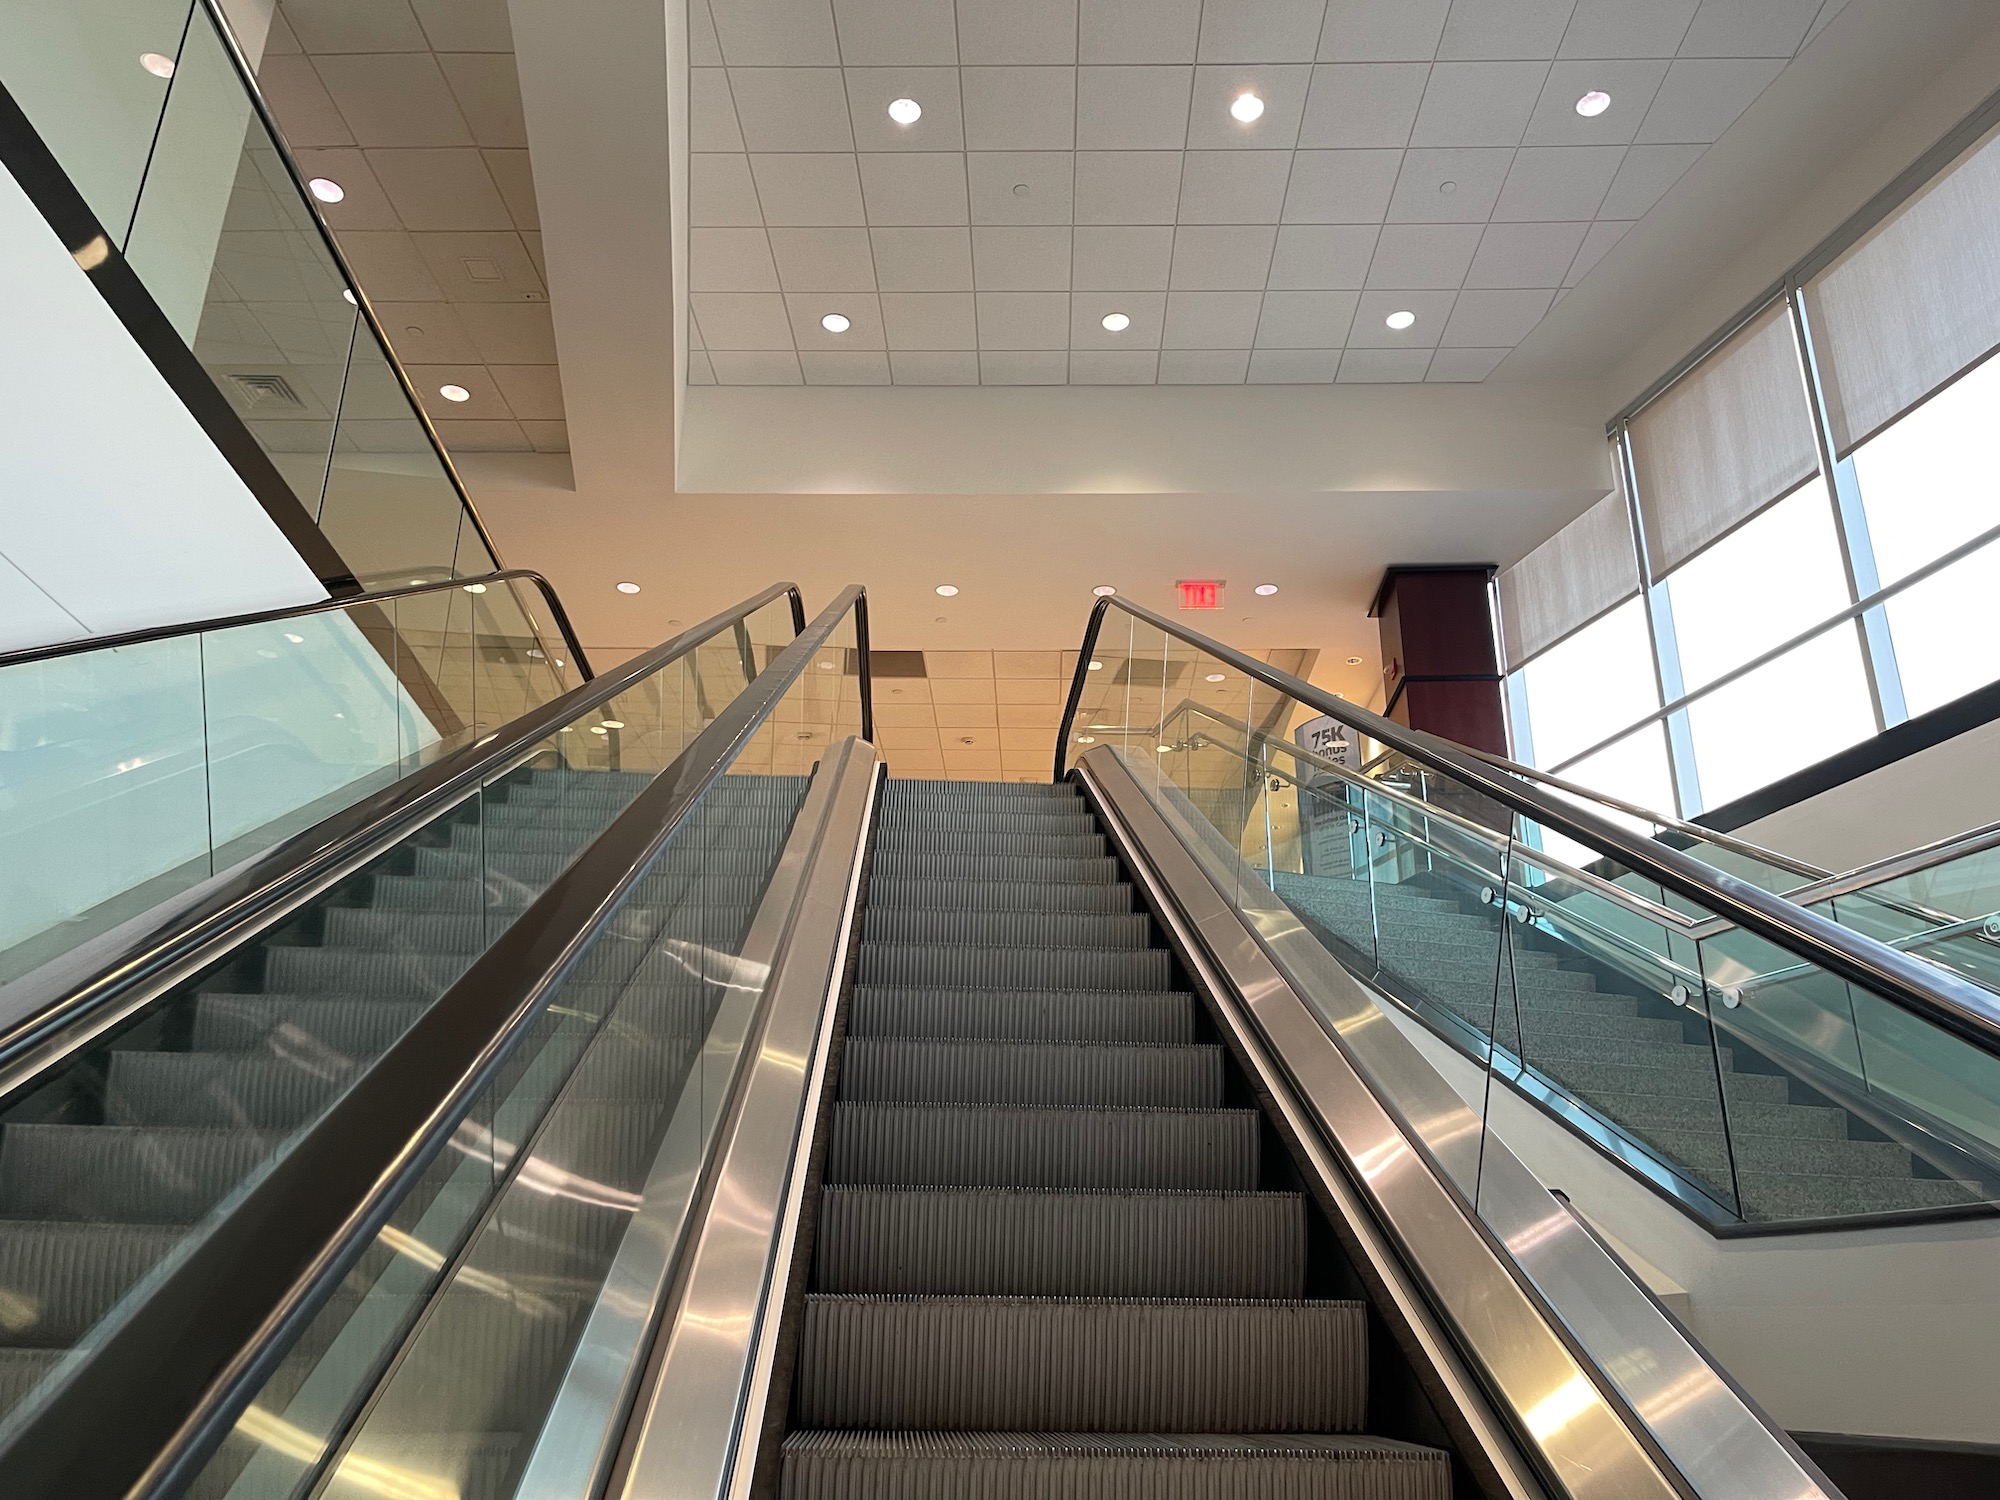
1351;47;1442;324
1158;0;1210;377
714;56;794;364
1066;0;1080;374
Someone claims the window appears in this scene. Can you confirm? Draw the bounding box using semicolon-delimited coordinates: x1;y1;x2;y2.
1850;352;2000;586
1517;598;1658;770
1526;722;1680;869
1683;626;1876;810
1882;541;2000;716
1663;480;1852;693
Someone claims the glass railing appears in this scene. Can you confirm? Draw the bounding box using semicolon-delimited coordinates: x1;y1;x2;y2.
0;0;494;586
1065;605;2000;1230
0;574;612;985
0;585;808;1454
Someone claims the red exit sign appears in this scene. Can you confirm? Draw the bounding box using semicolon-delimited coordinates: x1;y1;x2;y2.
1177;579;1224;610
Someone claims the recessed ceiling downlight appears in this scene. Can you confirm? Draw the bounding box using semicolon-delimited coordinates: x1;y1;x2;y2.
1254;583;1278;596
307;177;344;203
935;584;959;596
439;384;470;402
1088;660;1103;671
1385;309;1417;331
1205;673;1225;682
1575;90;1612;118
821;312;851;333
615;581;641;594
888;97;922;125
1230;93;1264;123
140;52;176;78
1092;585;1117;597
1346;655;1364;665
1101;312;1131;332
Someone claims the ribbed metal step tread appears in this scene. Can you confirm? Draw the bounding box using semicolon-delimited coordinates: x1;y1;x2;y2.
0;1222;186;1347
795;1296;1367;1431
816;1188;1304;1297
859;945;1174;992
105;1051;352;1130
863;910;1153;951
888;780;1082;800
878;831;1108;859
866;879;1135;914
873;854;1122;886
849;988;1197;1044
826;1105;1259;1190
839;1040;1223;1108
0;1126;277;1222
779;1431;1452;1500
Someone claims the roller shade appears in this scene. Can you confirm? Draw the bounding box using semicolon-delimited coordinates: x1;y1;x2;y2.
1626;301;1820;577
1806;122;2000;456
1498;486;1640;668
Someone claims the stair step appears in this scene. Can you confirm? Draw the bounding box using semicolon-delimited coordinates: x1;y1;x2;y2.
866;879;1134;914
848;988;1197;1044
0;1222;185;1347
872;854;1122;886
858;944;1173;992
878;810;1100;835
105;1051;351;1130
794;1296;1367;1431
825;1105;1259;1190
0;1126;277;1222
191;994;425;1055
815;1187;1305;1297
862;909;1153;951
888;780;1081;802
877;831;1107;859
839;1040;1222;1108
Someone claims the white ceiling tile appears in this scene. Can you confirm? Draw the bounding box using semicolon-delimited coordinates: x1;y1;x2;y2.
1336;347;1431;380
1522;59;1668;145
691;0;726;65
1801;0;1845;49
893;350;981;382
1187;66;1312;149
1410;61;1547;147
1318;0;1448;61
316;54;473;146
1159;348;1249;381
1169;226;1277;288
1163;290;1264;346
881;291;978;345
338;231;445;299
1437;0;1577;60
1679;0;1822;57
872;226;975;287
1268;224;1377;288
967;152;1074;224
1492;145;1623;220
1464;220;1588;287
730;69;855;151
1255;290;1360;347
437;53;526;148
711;0;839;63
1250;349;1344;381
1177;152;1292;223
692;227;782;290
1558;0;1696;59
1598;143;1700;216
981;350;1070;382
262;58;356;148
1386;148;1512;221
709;350;804;382
1283;149;1403;221
1070;349;1159;381
456;303;560;362
1080;0;1202;62
962;68;1077;151
1636;58;1782;143
1071;289;1166;346
1347;288;1453;344
365;147;512;230
283;0;428;52
1073;225;1176;288
790;289;884;347
1298;64;1426;148
832;0;959;63
410;230;545;299
769;227;878;289
429;418;530;450
490;363;565;420
847;69;965;150
801;350;892;383
410;0;513;50
1077;67;1193;149
1365;223;1482;287
520;230;545;279
296;147;398;228
1441;287;1552;344
957;0;1079;63
973;226;1073;289
976;291;1071;346
1427;346;1510;380
1565;217;1632;282
374;301;479;363
693;154;764;225
862;153;970;224
687;350;717;383
691;291;797;348
1075;152;1184;222
690;70;745;153
1197;0;1328;62
753;154;868;224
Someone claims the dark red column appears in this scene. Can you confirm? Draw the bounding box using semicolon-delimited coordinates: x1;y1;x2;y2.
1369;566;1506;755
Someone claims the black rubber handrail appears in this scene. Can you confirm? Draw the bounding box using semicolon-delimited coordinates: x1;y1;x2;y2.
1056;594;2000;1059
0;581;805;1085
0;568;595;677
0;585;867;1498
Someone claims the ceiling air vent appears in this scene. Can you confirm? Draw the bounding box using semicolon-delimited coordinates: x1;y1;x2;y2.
228;372;304;409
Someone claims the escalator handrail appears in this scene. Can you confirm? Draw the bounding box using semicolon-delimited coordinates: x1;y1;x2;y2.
0;581;807;1088
0;567;600;677
0;586;871;1500
1058;594;2000;1057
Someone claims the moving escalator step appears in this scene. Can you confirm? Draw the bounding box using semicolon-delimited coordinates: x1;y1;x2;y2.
849;987;1196;1043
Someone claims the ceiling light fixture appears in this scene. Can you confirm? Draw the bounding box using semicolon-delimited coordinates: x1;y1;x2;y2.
818;661;834;669
284;633;305;644
1205;672;1225;683
616;581;641;594
1092;585;1117;597
1101;312;1130;332
1346;655;1364;665
1088;660;1103;671
1254;583;1278;596
935;584;958;596
1575;90;1612;117
462;582;487;593
887;97;922;125
307;177;344;204
140;52;175;78
1230;92;1264;123
590;726;608;735
342;289;357;305
439;383;470;402
821;312;851;333
600;720;625;730
1076;736;1095;744
1384;310;1417;331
